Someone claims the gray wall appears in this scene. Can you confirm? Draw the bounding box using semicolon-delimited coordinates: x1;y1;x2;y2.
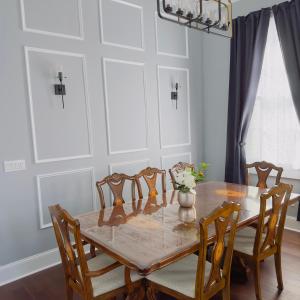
202;0;299;218
0;0;204;265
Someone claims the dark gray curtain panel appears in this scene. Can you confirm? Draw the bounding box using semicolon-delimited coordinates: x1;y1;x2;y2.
225;8;271;184
273;0;300;221
273;1;300;120
272;0;300;221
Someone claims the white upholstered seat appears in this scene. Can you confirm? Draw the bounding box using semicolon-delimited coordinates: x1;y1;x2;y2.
147;254;212;298
81;253;142;297
232;226;266;256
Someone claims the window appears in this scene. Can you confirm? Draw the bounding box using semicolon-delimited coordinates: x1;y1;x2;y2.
246;17;300;179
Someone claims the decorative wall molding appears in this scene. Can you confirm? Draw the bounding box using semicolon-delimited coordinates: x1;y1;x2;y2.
102;57;149;155
157;65;191;149
155;12;189;59
24;46;94;163
20;0;84;40
37;167;96;229
109;158;150;175
99;0;144;51
160;152;192;169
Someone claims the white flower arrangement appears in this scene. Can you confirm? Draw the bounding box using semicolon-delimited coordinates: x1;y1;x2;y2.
174;168;196;194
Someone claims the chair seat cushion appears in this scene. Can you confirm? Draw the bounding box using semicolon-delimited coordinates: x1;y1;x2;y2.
147;254;211;298
232;226;265;256
83;253;142;297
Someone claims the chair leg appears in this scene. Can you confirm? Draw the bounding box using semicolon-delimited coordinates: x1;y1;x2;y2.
274;251;284;291
66;284;73;300
90;245;96;258
253;261;262;300
222;278;231;300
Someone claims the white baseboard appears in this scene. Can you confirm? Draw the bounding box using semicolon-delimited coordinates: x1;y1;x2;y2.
0;244;91;287
0;247;61;286
1;217;299;287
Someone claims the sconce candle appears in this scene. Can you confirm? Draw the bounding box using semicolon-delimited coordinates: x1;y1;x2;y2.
171;82;179;109
54;71;67;109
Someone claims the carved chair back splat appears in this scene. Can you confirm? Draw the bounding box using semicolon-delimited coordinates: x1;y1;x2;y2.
196;201;241;300
96;173;137;209
135;167;166;198
245;161;283;188
254;183;292;258
169;162;195;190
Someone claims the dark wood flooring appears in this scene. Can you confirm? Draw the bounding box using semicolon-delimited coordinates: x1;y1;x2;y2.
0;230;299;300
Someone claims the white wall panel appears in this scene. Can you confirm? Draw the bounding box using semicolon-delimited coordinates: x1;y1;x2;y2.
157;66;191;148
37;168;96;229
21;0;84;39
103;58;148;154
100;0;144;50
25;47;93;163
155;13;188;58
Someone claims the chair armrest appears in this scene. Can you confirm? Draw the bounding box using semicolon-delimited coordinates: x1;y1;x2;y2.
85;261;122;278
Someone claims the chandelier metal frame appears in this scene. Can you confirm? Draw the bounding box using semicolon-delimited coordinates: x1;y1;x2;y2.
157;0;232;38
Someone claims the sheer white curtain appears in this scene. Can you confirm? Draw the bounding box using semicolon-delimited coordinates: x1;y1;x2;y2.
246;17;300;177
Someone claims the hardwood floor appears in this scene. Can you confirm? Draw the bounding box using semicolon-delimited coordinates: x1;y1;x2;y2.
0;230;299;300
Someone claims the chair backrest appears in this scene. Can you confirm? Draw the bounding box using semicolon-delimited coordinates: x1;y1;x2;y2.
49;204;91;296
96;173;137;209
245;161;283;188
169;162;195;190
253;183;292;257
135;167;166;198
196;201;240;299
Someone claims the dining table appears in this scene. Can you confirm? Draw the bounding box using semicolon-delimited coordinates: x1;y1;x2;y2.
77;181;300;298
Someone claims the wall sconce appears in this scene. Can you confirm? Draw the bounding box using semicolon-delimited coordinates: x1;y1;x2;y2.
54;71;67;109
171;82;179;109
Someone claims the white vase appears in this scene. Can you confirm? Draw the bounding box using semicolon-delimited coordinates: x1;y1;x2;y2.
178;207;196;223
178;191;195;208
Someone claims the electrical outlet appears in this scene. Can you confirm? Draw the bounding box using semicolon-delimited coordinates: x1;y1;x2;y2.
3;160;26;172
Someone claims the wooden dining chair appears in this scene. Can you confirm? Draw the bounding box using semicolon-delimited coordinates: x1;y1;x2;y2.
49;204;143;300
169;162;195;190
96;173;137;209
146;201;241;300
135;167;166;198
230;183;292;300
245;161;283;188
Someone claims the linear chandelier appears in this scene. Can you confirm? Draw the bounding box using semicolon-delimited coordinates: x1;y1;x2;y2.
157;0;232;38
